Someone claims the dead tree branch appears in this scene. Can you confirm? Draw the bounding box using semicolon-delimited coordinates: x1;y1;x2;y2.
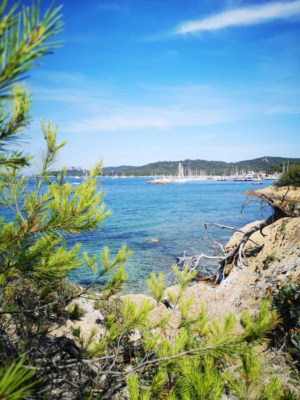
181;191;300;284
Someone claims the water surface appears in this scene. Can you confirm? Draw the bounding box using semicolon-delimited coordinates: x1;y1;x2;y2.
66;178;273;293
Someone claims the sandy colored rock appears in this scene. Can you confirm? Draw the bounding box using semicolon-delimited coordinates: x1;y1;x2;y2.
129;217;300;329
149;238;159;243
51;217;300;341
49;214;300;398
51;296;105;343
245;185;300;202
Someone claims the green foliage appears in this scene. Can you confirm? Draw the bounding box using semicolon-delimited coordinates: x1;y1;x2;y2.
101;157;300;177
0;0;63;167
178;298;208;334
0;1;63;93
127;374;140;400
271;278;300;368
123;291;285;399
174;357;224;400
263;252;276;268
0;1;136;398
121;297;154;332
280;223;286;234
101;245;131;298
0;84;31;167
146;272;166;303
0;123;112;289
173;265;196;292
127;374;152;400
265;162;300;175
241;299;279;344
275;165;300;187
70;326;97;353
94;296;123;323
0;359;36;400
68;303;85;321
225;348;282;400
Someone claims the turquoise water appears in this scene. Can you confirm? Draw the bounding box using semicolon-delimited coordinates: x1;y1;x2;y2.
0;177;274;293
65;178;273;293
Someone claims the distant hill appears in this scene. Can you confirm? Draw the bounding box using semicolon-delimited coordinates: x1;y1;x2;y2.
112;157;300;176
52;157;300;177
102;165;137;173
51;167;88;177
51;165;136;176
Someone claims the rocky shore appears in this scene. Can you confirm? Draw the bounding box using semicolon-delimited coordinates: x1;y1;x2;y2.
244;184;300;203
51;186;300;398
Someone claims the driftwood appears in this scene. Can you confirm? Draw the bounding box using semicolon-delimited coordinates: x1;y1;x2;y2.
178;190;300;284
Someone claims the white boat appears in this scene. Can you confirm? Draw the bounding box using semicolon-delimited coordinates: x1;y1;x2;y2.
174;179;188;183
244;170;255;181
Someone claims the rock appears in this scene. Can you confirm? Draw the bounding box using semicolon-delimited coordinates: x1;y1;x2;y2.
51;296;105;343
244;185;300;203
48;215;300;398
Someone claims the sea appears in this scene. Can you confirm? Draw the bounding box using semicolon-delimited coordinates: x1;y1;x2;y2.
66;177;274;294
0;177;275;294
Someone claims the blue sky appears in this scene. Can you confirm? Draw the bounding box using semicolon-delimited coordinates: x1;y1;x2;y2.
19;0;300;168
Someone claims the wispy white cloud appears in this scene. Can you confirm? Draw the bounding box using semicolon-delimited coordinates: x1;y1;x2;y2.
31;72;300;134
56;83;300;133
63;105;236;133
175;1;300;35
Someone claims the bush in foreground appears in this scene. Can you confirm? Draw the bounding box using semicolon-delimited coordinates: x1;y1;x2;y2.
270;278;300;370
275;165;300;187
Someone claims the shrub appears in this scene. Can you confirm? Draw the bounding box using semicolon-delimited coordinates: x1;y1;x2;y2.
280;223;286;234
68;303;85;321
263;252;276;269
271;278;300;369
0;360;36;400
275;165;300;187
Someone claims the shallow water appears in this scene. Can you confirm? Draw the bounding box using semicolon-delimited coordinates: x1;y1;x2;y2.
66;177;273;293
0;177;274;294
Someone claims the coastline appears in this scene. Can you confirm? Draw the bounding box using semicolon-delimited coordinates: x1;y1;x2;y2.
51;201;300;396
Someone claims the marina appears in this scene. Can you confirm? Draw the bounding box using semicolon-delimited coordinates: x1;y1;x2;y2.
142;165;279;184
106;162;281;184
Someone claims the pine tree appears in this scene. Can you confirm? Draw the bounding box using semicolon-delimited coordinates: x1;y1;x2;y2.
0;1;130;397
0;0;64;167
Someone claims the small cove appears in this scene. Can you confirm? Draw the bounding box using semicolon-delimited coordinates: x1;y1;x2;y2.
66;177;274;293
0;177;274;294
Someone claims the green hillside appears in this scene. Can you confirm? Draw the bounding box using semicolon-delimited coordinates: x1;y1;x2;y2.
53;157;300;177
51;167;88;177
102;165;137;173
116;157;300;176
